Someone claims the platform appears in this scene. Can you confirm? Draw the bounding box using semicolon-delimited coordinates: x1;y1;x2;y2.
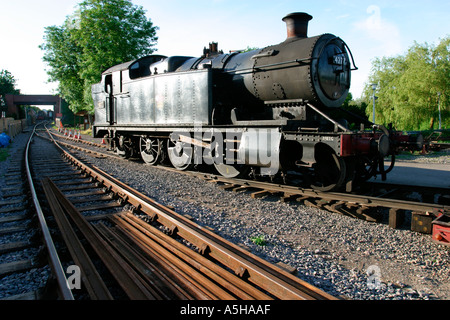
371;161;450;189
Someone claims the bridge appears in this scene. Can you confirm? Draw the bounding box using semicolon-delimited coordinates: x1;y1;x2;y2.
4;94;62;119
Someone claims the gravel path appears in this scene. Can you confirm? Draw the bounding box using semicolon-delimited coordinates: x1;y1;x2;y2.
2;130;449;300
396;149;450;164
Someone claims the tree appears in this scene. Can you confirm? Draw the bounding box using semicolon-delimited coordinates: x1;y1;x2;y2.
40;0;158;114
0;69;20;96
0;70;21;117
363;36;449;131
40;23;85;112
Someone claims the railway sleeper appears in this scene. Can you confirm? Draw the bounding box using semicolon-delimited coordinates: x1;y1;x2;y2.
0;241;32;255
389;208;406;229
411;211;434;234
0;260;34;277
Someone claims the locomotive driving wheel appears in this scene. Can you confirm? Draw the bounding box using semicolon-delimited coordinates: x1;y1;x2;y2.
140;136;162;165
167;137;193;171
311;149;346;192
116;135;134;159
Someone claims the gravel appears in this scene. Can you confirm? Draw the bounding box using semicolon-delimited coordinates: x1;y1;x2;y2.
2;130;449;300
396;149;450;164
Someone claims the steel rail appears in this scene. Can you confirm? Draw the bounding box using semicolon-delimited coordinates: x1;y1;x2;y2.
111;213;272;299
93;222;200;299
108;217;238;299
25;124;74;300
196;173;449;214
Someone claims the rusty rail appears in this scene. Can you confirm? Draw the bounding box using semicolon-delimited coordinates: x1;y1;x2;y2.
42;173;335;299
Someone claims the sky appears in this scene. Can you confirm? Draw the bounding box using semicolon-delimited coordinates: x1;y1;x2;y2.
1;0;449;108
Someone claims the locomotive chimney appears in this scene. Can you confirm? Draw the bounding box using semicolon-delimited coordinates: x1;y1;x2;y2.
282;12;313;39
209;42;218;53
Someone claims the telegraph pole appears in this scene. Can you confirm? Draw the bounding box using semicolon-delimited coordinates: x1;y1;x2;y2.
372;83;378;124
437;92;442;130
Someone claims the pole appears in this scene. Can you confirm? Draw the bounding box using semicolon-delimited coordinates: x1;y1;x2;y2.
372;84;377;124
437;92;442;130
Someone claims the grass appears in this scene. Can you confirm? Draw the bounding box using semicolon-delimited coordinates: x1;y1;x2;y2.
0;146;11;162
250;235;268;246
81;128;92;136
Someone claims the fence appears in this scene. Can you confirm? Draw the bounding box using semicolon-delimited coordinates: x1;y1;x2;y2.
0;117;27;139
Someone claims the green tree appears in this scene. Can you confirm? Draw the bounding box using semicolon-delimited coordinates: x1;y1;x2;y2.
0;70;21;117
40;23;85;112
0;69;20;96
363;36;449;131
40;0;158;114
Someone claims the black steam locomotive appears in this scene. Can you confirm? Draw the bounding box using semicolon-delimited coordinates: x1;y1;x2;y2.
92;12;419;191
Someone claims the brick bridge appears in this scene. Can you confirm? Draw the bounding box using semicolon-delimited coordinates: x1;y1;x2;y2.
4;94;62;119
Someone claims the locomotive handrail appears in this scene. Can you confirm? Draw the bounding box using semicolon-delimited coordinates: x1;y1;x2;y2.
224;57;315;75
341;38;359;71
227;37;358;74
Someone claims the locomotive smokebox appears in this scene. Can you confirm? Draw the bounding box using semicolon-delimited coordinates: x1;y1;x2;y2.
282;12;313;39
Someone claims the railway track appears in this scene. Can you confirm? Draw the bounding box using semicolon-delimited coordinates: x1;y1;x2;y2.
48;127;450;238
0;125;72;300
1;124;337;300
197;173;449;233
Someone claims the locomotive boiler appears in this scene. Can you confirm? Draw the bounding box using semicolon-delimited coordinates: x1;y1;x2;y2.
92;12;420;191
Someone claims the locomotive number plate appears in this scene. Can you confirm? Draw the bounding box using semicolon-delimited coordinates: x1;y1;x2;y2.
331;55;346;66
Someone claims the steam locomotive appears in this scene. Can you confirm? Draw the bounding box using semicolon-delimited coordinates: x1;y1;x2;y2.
92;12;420;191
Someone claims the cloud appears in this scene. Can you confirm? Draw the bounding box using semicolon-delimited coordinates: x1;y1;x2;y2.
337;14;350;20
354;5;402;56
